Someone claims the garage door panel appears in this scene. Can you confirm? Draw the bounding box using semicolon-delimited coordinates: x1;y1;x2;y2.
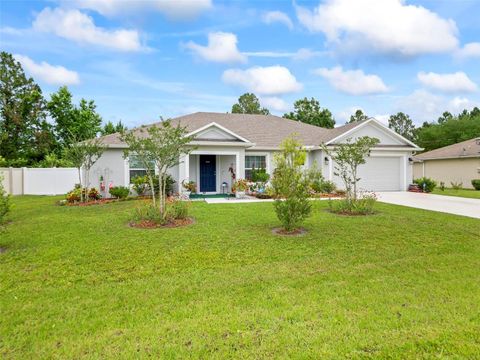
332;156;402;192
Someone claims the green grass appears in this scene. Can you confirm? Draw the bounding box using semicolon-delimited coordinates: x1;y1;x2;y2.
432;188;480;199
1;196;479;359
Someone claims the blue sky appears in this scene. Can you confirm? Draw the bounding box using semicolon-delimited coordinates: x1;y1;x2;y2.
1;0;479;127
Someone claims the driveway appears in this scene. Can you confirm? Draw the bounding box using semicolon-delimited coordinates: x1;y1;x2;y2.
377;192;480;219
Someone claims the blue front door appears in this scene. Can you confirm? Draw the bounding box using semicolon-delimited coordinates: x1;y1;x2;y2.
200;155;216;192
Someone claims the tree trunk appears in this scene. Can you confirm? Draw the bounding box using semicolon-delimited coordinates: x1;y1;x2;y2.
77;167;83;202
148;174;156;206
352;167;357;201
158;173;164;218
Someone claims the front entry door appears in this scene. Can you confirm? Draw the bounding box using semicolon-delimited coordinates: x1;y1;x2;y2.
200;155;216;192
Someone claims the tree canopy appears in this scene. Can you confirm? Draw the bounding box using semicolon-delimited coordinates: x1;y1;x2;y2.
388;112;416;141
284;97;335;128
101;120;127;135
347;109;368;124
0;51;51;165
415;108;480;151
231;93;270;115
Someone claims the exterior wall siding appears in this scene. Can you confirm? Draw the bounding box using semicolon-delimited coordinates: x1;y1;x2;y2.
413;158;480;189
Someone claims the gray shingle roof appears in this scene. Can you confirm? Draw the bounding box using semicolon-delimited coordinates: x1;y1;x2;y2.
98;112;373;148
414;137;480;160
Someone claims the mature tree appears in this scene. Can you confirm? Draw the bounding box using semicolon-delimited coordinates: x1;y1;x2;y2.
0;51;51;164
347;109;368;124
231;93;270;115
415;108;480;151
122;121;195;219
64;137;105;202
284;97;335;128
47;86;102;147
322;136;380;203
101;120;127;135
388;112;416;141
271;136;312;232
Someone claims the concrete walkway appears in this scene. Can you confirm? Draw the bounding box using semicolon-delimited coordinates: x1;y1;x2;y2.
377;192;480;219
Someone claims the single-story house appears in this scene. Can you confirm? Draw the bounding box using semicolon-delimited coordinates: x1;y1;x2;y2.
92;112;421;194
413;137;480;189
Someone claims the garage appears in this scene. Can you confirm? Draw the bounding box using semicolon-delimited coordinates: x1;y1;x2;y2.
357;156;402;191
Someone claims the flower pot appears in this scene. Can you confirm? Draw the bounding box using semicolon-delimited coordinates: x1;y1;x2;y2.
235;191;245;199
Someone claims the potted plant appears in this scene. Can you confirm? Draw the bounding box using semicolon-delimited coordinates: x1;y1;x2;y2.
182;180;196;197
232;179;248;199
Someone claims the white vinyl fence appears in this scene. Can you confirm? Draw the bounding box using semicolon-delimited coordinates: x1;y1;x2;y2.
0;167;79;195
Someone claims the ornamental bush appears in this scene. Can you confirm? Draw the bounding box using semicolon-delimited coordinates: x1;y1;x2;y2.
0;175;11;223
471;179;480;190
109;186;130;199
413;177;437;193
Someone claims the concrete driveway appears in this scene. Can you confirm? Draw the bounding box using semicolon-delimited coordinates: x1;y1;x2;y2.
377;192;480;219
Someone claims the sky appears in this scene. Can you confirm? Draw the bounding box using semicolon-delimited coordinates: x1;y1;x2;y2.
1;0;480;128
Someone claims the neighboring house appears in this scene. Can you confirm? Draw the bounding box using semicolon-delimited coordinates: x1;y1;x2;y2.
413;137;480;189
92;112;421;194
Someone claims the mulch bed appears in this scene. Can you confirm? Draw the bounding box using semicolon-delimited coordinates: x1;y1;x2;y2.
65;199;120;207
129;217;195;229
272;227;307;236
328;210;377;216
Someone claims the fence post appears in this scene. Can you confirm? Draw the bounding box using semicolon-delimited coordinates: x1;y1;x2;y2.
9;167;13;195
22;167;27;195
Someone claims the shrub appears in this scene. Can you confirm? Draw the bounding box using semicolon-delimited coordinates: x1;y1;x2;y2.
88;188;101;200
439;182;445;191
166;199;190;220
182;180;196;193
232;179;249;192
109;186;130;199
413;177;437;193
320;180;336;194
152;174;176;195
251;168;270;183
307;164;324;193
450;181;463;190
132;202;166;225
66;187;81;203
472;179;480;190
329;192;377;215
0;175;11;223
131;175;149;196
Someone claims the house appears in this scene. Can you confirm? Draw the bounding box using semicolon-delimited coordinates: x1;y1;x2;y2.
413;137;480;189
92;112;422;194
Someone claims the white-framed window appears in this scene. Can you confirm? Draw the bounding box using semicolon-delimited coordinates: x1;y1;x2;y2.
128;155;155;183
245;155;266;180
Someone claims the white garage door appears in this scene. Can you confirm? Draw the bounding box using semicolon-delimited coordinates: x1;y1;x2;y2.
357;156;401;191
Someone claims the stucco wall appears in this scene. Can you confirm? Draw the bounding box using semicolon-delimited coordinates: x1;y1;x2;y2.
413;158;480;189
90;149;127;190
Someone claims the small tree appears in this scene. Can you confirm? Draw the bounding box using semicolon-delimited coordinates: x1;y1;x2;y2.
64;137;105;202
322;136;379;202
122;121;195;219
271;136;312;232
121;129;157;205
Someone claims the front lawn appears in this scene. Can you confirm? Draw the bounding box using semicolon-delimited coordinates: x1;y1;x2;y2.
1;197;479;358
432;188;480;199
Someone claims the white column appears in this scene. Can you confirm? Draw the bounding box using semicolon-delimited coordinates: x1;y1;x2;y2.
178;154;190;193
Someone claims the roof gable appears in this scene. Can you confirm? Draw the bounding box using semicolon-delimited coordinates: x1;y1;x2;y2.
187;122;251;143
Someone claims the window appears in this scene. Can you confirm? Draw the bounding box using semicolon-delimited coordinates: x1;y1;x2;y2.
245;155;266;180
129;155;155;183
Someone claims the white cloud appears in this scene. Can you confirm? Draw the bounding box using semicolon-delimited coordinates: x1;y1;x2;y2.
314;66;389;95
244;48;324;60
417;71;477;93
222;66;302;95
69;0;212;19
260;96;290;112
456;42;480;59
262;11;293;30
295;0;458;57
396;89;480;123
33;7;144;52
184;32;247;63
14;54;80;85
